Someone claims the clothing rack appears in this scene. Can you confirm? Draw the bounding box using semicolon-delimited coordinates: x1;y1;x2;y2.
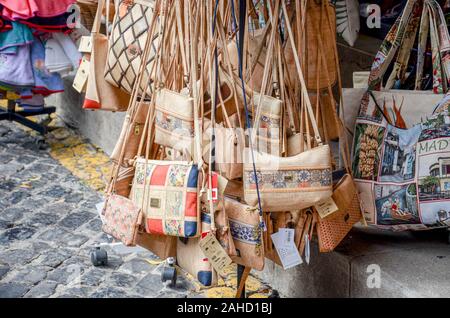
0;98;56;135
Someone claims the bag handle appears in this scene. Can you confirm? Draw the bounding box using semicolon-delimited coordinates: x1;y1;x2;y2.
107;0;162;195
280;0;323;146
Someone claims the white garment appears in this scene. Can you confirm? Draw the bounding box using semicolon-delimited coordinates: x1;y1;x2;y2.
45;38;72;75
53;33;82;69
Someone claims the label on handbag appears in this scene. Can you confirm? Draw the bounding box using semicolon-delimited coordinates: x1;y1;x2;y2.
199;232;233;275
72;57;90;93
79;36;92;53
315;197;339;219
271;230;302;270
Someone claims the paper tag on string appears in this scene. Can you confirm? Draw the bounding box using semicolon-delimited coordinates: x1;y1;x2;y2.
72;57;90;93
305;234;311;265
314;197;339;219
199;233;232;275
79;36;92;53
271;230;302;270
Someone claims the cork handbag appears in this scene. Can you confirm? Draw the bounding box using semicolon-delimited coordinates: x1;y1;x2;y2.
102;194;144;246
82;0;130;111
243;1;333;212
154;88;195;154
110;99;150;166
176;212;218;287
317;173;362;252
104;0;158;95
223;197;265;271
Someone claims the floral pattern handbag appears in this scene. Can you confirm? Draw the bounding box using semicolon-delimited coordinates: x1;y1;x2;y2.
102;194;144;246
130;158;201;238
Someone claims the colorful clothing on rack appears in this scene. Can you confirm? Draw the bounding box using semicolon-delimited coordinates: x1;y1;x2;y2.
30;36;64;95
0;21;33;54
0;0;77;20
0;44;34;88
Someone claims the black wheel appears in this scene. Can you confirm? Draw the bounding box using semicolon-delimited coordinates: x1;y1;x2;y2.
91;247;108;266
268;290;280;298
161;266;177;286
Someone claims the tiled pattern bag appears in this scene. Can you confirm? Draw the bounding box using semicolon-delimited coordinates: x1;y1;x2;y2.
102;194;144;246
130;158;201;237
223;197;264;271
104;0;158;95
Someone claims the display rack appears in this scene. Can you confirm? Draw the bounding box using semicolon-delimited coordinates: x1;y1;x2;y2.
0;99;56;135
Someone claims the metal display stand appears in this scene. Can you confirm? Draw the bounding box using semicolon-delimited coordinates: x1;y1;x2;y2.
0;99;56;135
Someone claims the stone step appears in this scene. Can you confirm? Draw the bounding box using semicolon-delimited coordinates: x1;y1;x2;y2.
259;226;450;298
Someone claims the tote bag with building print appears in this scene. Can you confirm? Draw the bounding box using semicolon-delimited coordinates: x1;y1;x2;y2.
351;0;450;231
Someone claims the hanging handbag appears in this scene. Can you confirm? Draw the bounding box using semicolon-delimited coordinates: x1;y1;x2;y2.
154;88;195;154
317;173;362;252
243;1;333;212
82;0;130;111
102;194;144;246
223;197;264;271
130;158;202;237
103;0;158;95
351;0;450;231
176;212;218;287
110;100;150;166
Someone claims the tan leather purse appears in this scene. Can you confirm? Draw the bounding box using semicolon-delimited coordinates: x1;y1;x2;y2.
154;88;195;154
110;100;150;166
82;0;130;111
317;174;363;252
223;197;265;271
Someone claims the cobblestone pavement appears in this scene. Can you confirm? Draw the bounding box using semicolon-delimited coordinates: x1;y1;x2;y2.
0;120;271;298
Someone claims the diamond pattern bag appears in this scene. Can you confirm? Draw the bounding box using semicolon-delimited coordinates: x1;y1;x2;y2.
104;0;158;95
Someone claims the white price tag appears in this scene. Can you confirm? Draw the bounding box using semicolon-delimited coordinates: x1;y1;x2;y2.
199;233;233;275
79;36;92;53
271;229;302;270
72;56;90;93
315;197;339;219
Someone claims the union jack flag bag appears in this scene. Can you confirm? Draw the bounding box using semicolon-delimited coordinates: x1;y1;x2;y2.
130;159;202;237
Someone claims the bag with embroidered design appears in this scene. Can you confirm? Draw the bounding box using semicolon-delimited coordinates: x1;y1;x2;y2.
243;1;333;212
130;0;204;238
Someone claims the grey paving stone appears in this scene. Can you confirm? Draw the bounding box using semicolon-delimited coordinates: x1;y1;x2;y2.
24;281;58;298
0;226;37;243
56;286;93;298
0;248;36;266
59;211;96;229
90;286;131;298
46;264;86;285
80;268;107;287
0;263;10;280
118;258;156;276
32;249;72;268
135;273;165;296
9;266;52;285
26;213;61;227
6;191;31;205
108;272;137;289
0;207;26;223
84;218;102;232
39;185;69;198
0;282;30;298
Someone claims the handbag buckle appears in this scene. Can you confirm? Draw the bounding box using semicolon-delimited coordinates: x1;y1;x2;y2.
134;124;140;135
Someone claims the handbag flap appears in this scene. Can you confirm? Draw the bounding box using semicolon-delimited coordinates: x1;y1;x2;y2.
155;88;194;120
